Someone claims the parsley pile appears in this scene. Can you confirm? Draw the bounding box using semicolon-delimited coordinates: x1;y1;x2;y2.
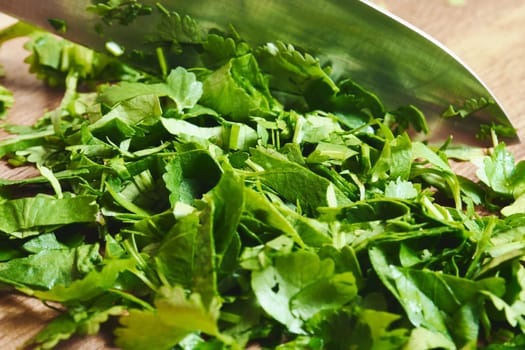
1;6;525;350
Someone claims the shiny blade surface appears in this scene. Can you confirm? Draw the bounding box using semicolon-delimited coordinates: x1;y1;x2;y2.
0;0;517;145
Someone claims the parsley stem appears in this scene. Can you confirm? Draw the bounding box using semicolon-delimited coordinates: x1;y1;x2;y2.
109;288;154;311
465;216;496;279
105;181;151;217
123;236;159;292
156;47;168;77
422;195;446;221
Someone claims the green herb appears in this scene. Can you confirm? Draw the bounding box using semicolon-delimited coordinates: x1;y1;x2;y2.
87;0;153;26
0;84;13;119
47;18;67;33
442;97;495;119
1;12;525;350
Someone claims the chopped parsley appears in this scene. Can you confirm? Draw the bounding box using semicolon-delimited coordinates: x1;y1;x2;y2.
0;5;525;350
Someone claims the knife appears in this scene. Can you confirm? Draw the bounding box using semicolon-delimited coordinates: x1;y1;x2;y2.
0;0;517;146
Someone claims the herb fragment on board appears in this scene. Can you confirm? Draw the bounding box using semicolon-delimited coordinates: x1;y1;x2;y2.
0;84;13;119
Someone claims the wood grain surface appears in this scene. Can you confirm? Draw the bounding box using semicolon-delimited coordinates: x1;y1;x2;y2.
0;1;524;349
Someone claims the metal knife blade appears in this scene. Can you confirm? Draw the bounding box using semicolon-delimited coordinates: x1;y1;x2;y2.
0;0;518;145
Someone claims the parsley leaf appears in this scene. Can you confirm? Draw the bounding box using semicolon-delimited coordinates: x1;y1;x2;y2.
114;286;221;350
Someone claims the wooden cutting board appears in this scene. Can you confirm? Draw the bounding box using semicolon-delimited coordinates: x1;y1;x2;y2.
1;1;524;349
